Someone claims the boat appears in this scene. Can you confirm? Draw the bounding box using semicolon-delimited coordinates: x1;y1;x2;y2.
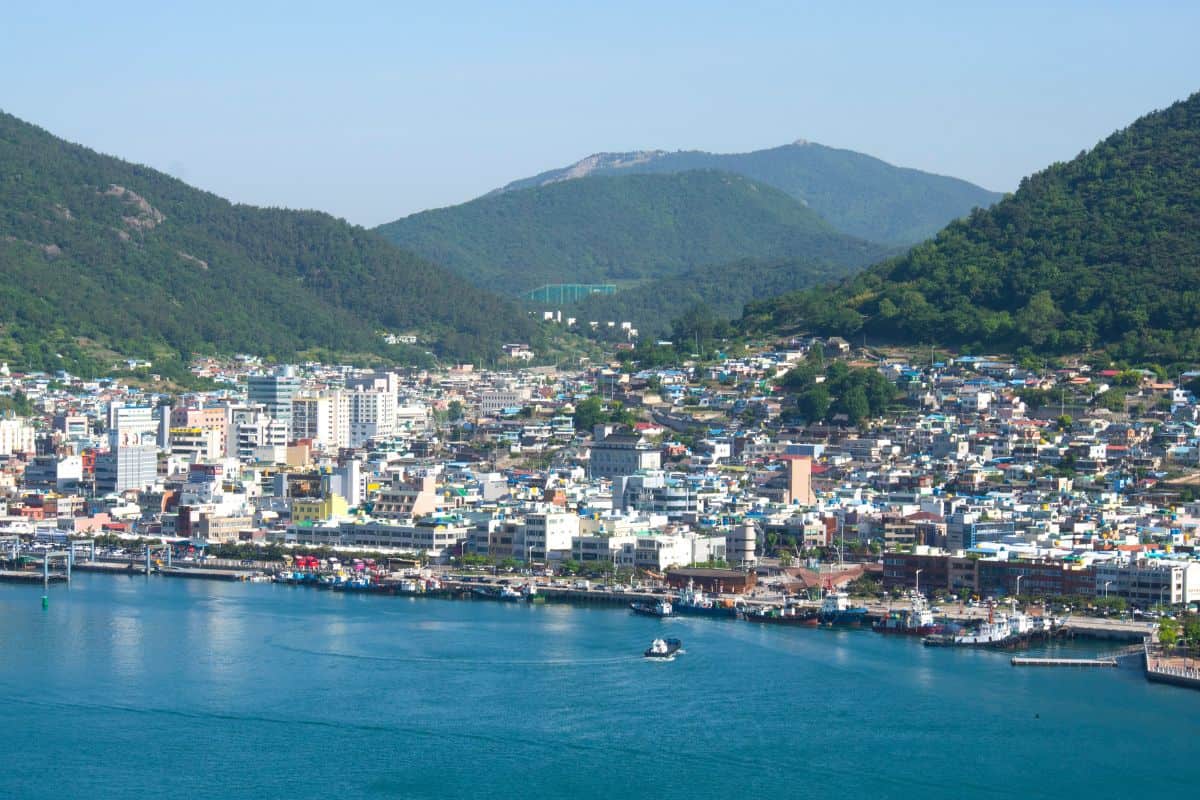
631;599;674;617
674;581;739;618
742;602;818;626
644;638;682;659
922;602;1034;648
873;592;943;636
499;585;524;601
817;591;868;627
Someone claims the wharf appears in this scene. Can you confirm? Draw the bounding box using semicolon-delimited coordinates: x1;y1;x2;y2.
0;570;67;584
1011;656;1117;667
74;562;254;581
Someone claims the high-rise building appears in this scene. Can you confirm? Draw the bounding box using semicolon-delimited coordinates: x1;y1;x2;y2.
292;391;349;451
108;403;157;449
246;366;301;439
347;386;397;448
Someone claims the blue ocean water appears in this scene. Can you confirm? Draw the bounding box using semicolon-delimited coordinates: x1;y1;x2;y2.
1;574;1197;799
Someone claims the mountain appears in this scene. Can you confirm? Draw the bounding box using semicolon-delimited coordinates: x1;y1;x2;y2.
375;170;888;296
0;111;537;374
569;251;903;340
742;92;1200;362
494;141;1003;244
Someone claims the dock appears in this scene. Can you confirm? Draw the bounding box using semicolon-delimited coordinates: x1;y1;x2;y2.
1011;656;1118;667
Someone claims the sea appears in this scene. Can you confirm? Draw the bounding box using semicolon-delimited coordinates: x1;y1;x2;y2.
2;573;1198;799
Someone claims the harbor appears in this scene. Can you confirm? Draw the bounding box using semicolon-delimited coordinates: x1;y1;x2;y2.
4;571;1198;800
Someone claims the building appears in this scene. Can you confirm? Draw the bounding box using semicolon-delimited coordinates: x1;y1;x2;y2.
108;403;157;449
1095;558;1200;606
614;472;697;520
246;367;301;438
516;511;579;561
292;494;349;524
347;386;397;448
665;567;756;594
372;473;441;519
292;391;349;451
588;428;661;479
0;418;35;457
94;444;158;494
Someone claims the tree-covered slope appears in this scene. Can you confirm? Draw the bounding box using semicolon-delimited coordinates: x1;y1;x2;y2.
0;111;536;371
742;92;1200;362
376;170;885;295
495;142;1002;244
569;250;899;340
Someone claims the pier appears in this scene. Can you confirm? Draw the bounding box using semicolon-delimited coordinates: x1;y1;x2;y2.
1011;656;1118;668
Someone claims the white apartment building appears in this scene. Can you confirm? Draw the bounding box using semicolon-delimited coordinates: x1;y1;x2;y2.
514;511;579;561
0;418;35;456
292;391;350;451
1095;558;1200;605
348;386;397;447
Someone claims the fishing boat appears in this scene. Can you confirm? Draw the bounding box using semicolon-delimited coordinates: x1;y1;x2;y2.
674;581;738;618
873;592;943;636
817;590;868;628
499;585;524;601
742;602;818;626
644;638;682;659
631;599;674;617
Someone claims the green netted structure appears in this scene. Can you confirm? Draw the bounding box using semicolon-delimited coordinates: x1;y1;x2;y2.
522;284;617;304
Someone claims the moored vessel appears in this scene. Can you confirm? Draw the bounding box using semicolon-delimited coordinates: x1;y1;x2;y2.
631;599;674;617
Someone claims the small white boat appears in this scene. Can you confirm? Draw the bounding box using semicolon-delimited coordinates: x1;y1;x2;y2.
644;638;682;659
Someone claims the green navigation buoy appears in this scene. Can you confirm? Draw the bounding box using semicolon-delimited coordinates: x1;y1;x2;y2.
42;595;48;610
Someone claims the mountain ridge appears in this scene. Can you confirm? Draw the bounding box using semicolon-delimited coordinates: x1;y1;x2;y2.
376;169;889;296
0;109;538;374
742;91;1200;363
491;140;1003;244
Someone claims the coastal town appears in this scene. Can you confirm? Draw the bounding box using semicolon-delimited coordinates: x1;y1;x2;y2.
2;336;1199;684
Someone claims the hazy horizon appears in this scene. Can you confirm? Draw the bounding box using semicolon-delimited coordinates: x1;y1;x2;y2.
4;1;1199;226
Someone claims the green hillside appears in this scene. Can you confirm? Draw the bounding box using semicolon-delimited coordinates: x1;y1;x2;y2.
0;111;536;373
496;142;1002;244
376;170;885;295
742;92;1200;362
569;251;899;339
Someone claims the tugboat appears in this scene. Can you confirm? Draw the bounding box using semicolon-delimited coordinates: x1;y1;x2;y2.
631;599;674;617
817;590;868;628
922;602;1033;648
644;638;682;659
874;592;943;636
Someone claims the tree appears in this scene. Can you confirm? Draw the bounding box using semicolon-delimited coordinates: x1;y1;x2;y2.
838;386;871;426
447;400;464;422
796;384;831;421
573;396;606;432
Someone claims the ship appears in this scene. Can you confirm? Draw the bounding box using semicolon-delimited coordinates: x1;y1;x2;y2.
674;581;739;618
873;592;943;636
922;602;1034;648
742;602;818;626
631;599;674;617
817;590;868;628
644;638;682;659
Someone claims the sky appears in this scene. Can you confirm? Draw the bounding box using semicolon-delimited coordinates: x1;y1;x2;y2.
3;1;1199;227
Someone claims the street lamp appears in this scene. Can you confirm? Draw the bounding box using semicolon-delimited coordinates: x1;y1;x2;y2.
1015;574;1023;599
915;568;923;597
1104;580;1113;599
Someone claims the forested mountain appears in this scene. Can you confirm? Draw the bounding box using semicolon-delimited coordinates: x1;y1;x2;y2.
0;111;536;373
742;92;1200;362
569;251;900;339
494;141;1002;244
375;170;888;295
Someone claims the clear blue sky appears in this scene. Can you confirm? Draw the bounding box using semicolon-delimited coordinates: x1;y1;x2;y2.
3;1;1198;226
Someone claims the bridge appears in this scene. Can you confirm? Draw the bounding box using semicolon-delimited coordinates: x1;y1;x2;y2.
522;283;616;304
